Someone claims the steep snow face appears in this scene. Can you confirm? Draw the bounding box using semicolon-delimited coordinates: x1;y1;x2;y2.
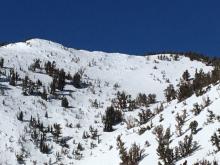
0;39;212;100
0;39;216;165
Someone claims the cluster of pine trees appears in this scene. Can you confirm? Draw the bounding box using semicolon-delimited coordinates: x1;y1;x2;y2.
103;91;157;132
18;114;64;155
20;59;87;107
22;76;43;96
4;51;220;164
153;125;199;165
116;135;145;165
164;68;220;102
29;59;83;93
112;91;156;112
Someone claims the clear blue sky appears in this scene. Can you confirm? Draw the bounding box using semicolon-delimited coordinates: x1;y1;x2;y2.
1;0;220;56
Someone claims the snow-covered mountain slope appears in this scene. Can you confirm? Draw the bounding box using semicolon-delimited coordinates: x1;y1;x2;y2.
0;38;218;165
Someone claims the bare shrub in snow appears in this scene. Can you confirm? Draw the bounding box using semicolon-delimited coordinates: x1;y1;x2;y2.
125;116;136;129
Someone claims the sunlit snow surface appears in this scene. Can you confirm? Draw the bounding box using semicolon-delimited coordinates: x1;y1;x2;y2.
0;39;218;164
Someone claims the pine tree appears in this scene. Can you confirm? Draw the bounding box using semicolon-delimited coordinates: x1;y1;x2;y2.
211;67;220;84
127;143;145;165
22;76;29;95
189;121;198;134
147;93;156;104
36;79;42;87
182;70;190;81
16;152;25;164
66;72;72;80
103;106;114;132
174;54;179;61
45;111;48;118
114;109;123;124
138;109;153;125
72;72;81;88
57;69;66;91
17;111;23;121
53;123;62;142
41;87;48;101
116;135;145;165
178;134;199;157
127;99;136;111
116;135;128;164
193;69;206;95
44;61;52;74
0;58;4;68
30;59;41;71
103;106;122;132
211;129;220;152
177;82;193;102
175;113;184;137
153;126;174;165
191;103;201;116
61;97;69;108
51;61;56;74
206;109;215;124
136;93;148;107
203;96;211;108
31;128;39;144
117;91;128;109
9;69;16;86
77;143;84;151
164;84;176;102
50;77;57;95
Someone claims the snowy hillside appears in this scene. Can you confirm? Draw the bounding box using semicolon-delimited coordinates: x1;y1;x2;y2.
0;38;219;165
